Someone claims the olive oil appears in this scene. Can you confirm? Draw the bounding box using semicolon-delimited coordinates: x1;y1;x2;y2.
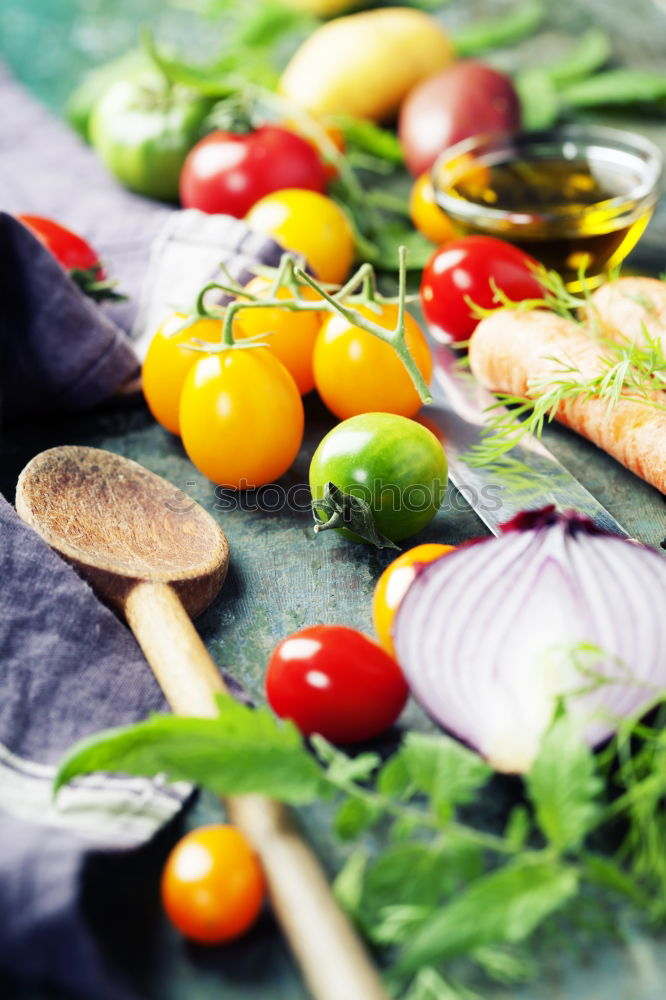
438;154;655;289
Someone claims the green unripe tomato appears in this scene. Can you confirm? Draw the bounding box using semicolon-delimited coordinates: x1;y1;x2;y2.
90;76;209;202
309;412;448;544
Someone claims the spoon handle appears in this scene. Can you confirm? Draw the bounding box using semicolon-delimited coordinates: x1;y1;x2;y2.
125;580;228;717
124;580;389;1000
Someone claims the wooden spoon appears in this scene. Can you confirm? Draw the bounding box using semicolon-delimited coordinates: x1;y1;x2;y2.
16;445;388;1000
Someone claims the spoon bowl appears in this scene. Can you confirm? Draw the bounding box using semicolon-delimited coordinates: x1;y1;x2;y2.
16;446;228;618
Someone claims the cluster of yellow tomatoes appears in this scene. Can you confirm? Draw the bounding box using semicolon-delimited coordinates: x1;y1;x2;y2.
142;188;433;491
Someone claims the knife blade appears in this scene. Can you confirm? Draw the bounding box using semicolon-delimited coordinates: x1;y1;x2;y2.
425;342;629;539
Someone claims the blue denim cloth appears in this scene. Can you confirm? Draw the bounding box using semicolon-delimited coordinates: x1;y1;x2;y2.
0;493;188;999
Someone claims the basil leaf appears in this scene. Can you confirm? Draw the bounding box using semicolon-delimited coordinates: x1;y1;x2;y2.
55;695;330;804
526;715;603;852
361;834;483;944
334;797;381;840
402;968;480;1000
312;736;381;785
472;945;537;985
364;842;451;915
399;731;492;820
377;752;412;799
333;849;367;919
503;804;532;850
394;857;579;975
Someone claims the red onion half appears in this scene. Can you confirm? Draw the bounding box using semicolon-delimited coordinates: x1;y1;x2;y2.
393;508;666;774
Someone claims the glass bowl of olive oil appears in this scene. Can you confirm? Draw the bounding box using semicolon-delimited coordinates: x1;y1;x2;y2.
431;125;662;289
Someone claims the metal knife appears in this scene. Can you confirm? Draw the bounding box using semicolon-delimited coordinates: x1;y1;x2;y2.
425;342;629;539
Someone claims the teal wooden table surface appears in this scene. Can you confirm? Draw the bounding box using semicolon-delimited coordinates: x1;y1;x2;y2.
1;2;666;999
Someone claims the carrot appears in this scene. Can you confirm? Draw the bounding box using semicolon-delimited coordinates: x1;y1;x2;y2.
583;276;666;353
468;308;666;494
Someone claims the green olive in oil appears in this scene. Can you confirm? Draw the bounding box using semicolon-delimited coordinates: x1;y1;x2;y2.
433;128;662;290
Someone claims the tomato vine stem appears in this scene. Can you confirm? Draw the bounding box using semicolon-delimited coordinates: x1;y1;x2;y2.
186;251;432;404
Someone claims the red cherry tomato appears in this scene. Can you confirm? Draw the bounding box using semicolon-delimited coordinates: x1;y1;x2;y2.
419;236;543;343
266;625;409;744
179;126;328;218
17;214;103;277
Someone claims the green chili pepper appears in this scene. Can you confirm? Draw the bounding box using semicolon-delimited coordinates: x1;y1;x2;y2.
454;0;545;58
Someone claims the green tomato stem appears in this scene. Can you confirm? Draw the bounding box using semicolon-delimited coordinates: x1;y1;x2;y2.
187;252;432;405
294;260;432;405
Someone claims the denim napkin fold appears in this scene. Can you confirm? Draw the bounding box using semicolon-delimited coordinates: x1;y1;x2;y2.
0;63;282;999
0;213;141;426
0;494;191;1000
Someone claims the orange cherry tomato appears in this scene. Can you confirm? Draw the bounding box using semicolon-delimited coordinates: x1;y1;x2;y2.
142;314;223;436
373;543;455;656
161;824;266;945
234;277;324;395
245;189;355;285
409;173;458;245
179;347;304;489
313;304;432;420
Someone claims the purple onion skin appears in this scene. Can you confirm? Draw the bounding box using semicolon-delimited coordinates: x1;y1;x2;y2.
500;505;611;538
393;508;666;774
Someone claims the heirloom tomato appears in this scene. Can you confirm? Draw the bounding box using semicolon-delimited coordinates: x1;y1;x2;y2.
245;189;355;285
142;313;223;435
179;348;304;489
162;824;265;944
420;235;542;343
373;543;455;656
399;61;521;176
313;304;432;420
309;412;447;544
90;77;209;202
180;126;327;218
266;625;408;744
233;277;324;395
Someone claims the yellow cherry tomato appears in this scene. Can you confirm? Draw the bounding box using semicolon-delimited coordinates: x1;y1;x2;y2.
373;543;455;656
179;347;304;489
245;189;355;285
409;173;458;245
234;277;324;395
142;313;223;435
313;303;432;419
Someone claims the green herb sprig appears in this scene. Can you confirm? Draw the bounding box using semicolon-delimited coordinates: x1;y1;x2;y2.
55;689;666;998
